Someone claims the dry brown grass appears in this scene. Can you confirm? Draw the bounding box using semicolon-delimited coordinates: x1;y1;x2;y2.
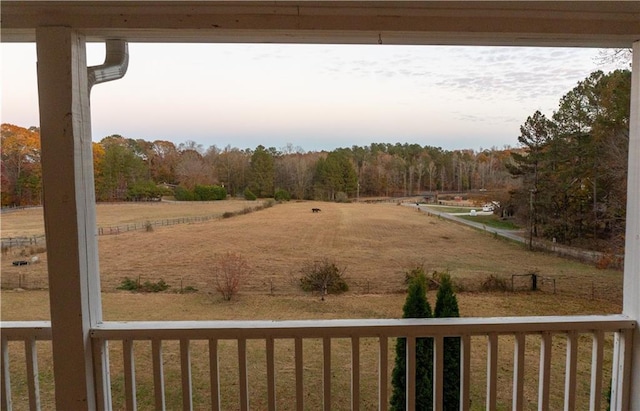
2;200;623;305
1;201;623;410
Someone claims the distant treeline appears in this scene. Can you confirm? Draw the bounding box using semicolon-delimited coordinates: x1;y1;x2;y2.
1;69;631;252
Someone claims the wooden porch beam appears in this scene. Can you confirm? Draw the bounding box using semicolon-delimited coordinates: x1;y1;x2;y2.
36;27;105;410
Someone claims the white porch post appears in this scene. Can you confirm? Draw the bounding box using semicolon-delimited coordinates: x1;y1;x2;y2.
36;27;104;409
623;40;640;410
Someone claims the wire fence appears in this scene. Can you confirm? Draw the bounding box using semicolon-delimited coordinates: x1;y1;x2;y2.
1;270;622;307
97;213;225;235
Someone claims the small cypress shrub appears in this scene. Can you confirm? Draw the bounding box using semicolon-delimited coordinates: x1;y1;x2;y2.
274;189;291;201
434;272;461;411
244;188;257;201
390;267;433;410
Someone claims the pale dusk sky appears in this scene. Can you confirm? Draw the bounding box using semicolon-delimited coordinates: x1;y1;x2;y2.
1;43;624;152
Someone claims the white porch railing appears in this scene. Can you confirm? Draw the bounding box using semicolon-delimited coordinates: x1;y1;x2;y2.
1;315;635;410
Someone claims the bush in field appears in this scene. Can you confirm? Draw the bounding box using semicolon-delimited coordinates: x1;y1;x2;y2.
174;186;197;201
299;259;348;300
244;188;257;201
212;252;249;301
274;189;291;201
117;277;169;293
194;184;227;201
175;185;227;201
481;274;509;291
390;268;433;410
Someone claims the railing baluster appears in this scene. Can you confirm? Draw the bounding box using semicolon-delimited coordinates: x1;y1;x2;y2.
611;329;632;411
351;337;360;411
589;330;604;410
266;337;276;411
151;339;165;411
92;338;112;411
180;339;192;411
123;339;137;411
433;335;444;411
1;336;12;411
486;333;498;411
513;333;525;411
294;338;304;411
24;337;40;411
406;337;416;411
378;336;388;411
538;332;552;410
564;331;578;410
209;339;220;411
322;337;331;411
589;331;604;411
238;338;248;411
460;334;471;411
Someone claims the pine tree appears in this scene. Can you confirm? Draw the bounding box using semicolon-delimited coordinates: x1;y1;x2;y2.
390;268;433;410
434;273;461;411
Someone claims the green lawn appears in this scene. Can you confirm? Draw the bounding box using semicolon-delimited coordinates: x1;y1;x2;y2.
458;214;520;230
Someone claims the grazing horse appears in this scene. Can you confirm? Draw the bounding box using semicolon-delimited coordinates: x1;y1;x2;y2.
312;208;321;213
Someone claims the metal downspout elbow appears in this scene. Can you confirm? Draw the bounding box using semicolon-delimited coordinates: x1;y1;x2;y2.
87;39;129;90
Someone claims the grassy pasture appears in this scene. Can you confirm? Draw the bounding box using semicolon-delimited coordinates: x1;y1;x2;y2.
1;200;623;410
1;200;622;301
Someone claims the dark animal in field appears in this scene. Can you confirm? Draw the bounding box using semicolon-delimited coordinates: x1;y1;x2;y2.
312;208;321;213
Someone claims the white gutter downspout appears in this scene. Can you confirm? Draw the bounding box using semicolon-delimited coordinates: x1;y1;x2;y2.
87;39;128;90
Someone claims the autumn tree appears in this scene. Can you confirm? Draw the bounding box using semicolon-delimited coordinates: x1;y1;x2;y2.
216;145;250;197
1;124;42;206
150;140;179;183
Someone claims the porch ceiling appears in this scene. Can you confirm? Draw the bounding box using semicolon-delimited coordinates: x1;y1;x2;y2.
1;1;639;47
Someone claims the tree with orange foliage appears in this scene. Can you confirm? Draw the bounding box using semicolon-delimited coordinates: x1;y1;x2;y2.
1;123;42;206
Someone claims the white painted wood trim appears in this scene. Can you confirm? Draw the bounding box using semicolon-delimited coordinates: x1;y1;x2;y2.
238;338;248;411
378;336;388;411
433;335;444;411
91;339;112;411
3;1;639;47
180;339;193;411
1;336;11;411
208;339;221;411
624;40;640;411
406;337;416;410
538;332;552;411
294;338;304;411
123;339;137;411
35;27;103;410
351;337;360;411
486;333;498;411
513;333;525;411
611;330;633;411
460;335;471;411
151;339;165;411
322;337;331;411
266;337;276;411
24;337;40;411
563;331;578;410
589;331;604;411
89;315;636;339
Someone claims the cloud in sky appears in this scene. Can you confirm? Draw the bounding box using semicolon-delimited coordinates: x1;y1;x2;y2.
1;43;624;152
